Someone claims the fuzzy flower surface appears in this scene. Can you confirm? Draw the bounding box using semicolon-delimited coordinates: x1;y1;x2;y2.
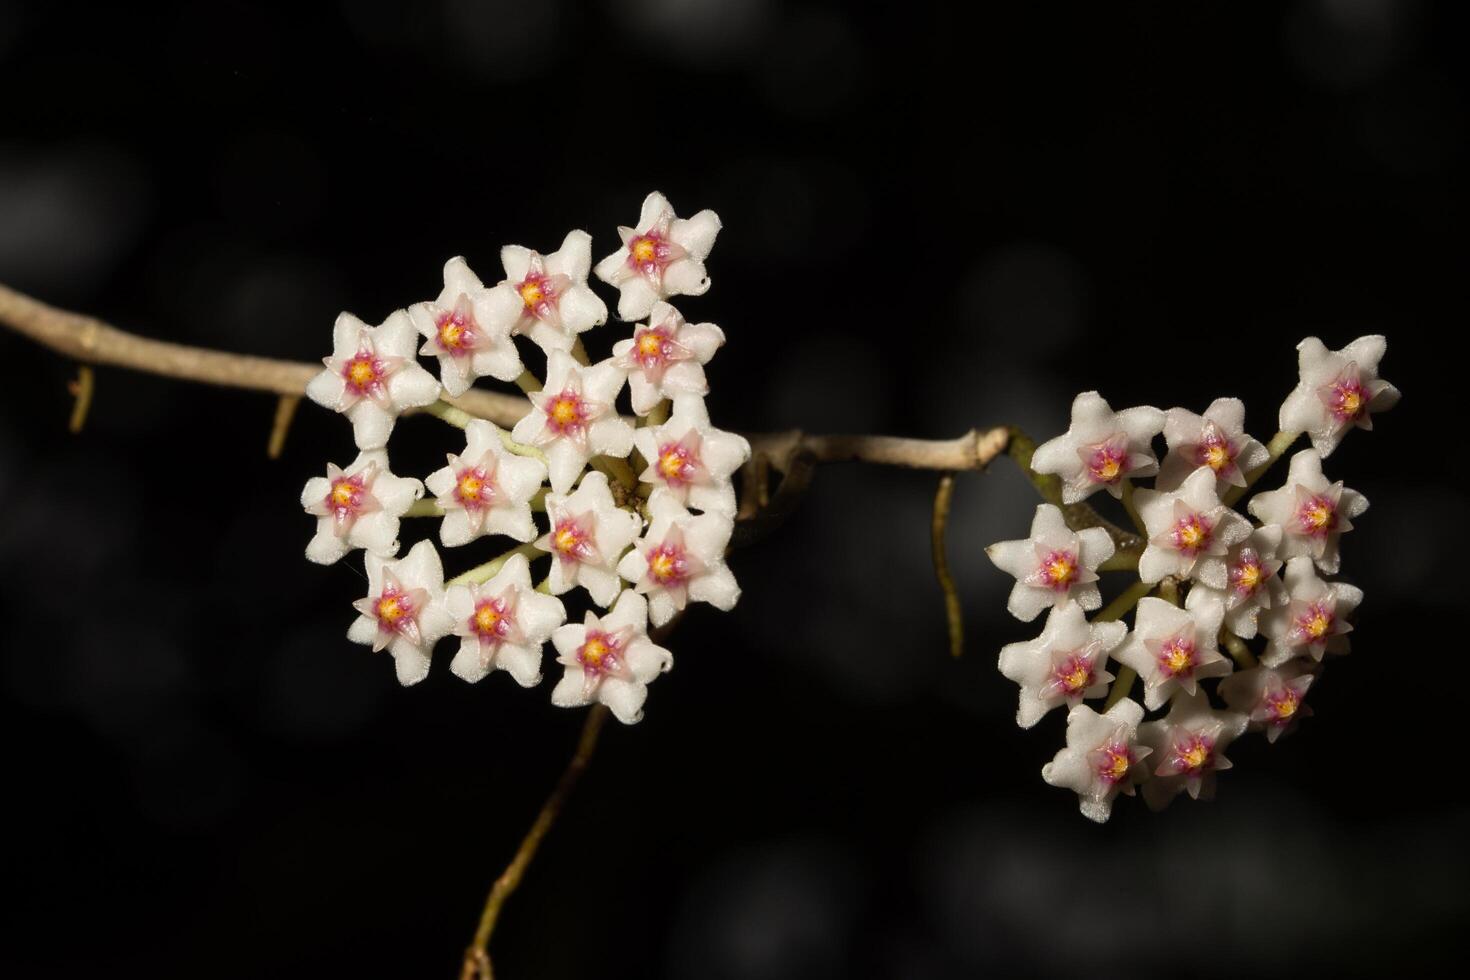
511;351;635;493
1183;525;1286;640
1278;335;1399;458
478;230;609;356
594;192;721;321
986;504;1114;622
1135;467;1253;588
425;419;548;547
1247;449;1368;575
535;471;643;607
444;553;566;687
301;450;424;565
1042;698;1151;823
612;301;726;415
1138;691;1247;808
306;311;442;450
1114;595;1232;710
1030;391;1165;503
1260;555;1361;667
632;396;749;517
1157;397;1269;492
550;591;673;724
1219;664;1316;743
997;601;1125;728
617;489;739;627
408;257;524;397
347;540;454;686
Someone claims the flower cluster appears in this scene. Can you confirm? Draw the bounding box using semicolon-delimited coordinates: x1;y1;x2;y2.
989;336;1397;820
302;192;748;724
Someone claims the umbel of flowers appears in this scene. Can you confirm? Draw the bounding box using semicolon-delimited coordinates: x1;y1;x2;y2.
988;336;1397;820
301;192;748;724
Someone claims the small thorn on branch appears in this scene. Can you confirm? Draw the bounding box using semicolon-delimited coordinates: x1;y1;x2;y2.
267;394;301;459
931;472;965;658
67;364;95;434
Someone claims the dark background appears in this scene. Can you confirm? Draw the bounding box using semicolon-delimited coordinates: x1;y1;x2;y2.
2;1;1465;977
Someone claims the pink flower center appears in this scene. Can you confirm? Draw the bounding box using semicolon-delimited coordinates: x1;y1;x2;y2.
1228;548;1270;599
435;308;479;355
374;586;417;634
550;517;596;564
1165;733;1216;776
471;598;515;644
543;390;590;435
328;474;370;520
1262;688;1301;725
1295;494;1338;537
1050;653;1095;697
1321;376;1368;424
517;272;560;322
1093;741;1136;786
1169;512;1214;556
1291;602;1335;644
646;541;694;587
656;441;702;487
1084;442;1129;485
342;349;390;395
1195;430;1236;474
577;628;625;676
454;466;495;511
633;326;678;370
627;231;677;279
1156;635;1198;678
1035;549;1079;590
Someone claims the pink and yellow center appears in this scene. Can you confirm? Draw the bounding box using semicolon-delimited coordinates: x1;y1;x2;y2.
1295;604;1333;641
638;331;665;360
1297;496;1336;536
1038;549;1078;590
553;520;588;559
1087;445;1128;484
436;312;474;352
1175;735;1213;773
1097;745;1133;785
1158;637;1197;677
345;356;380;390
549;396;582;429
647;543;688;586
330;479;358;509
1232;558;1263;595
518;279;546;309
631;236;659;265
1053;654;1093;695
1266;690;1300;722
1171;513;1212;555
1198;436;1234;472
657;443;698;486
578;630;620;674
1327;379;1368;422
376;591;410;627
456;468;490;507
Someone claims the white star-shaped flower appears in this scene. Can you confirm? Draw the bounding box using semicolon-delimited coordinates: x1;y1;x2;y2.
1183;525;1286;640
306;311;443;450
1247;449;1368;575
1278;335;1399;457
997;601;1126;729
611;301;726;415
510;351;635;494
1030;391;1165;503
408;257;525;397
443;553;566;687
535;471;643;607
473;230;609;357
425;419;548;547
550;591;673;724
617;489;739;627
1259;555;1362;667
631;396;749;517
1218;664;1316;743
1157;397;1270;492
347;540;455;686
985;504;1115;622
1114;595;1232;710
594;191;721;321
1041;698;1152;823
1134;467;1253;588
301;450;424;565
1138;690;1248;809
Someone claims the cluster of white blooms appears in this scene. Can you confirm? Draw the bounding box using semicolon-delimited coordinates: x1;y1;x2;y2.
988;336;1398;820
301;192;748;724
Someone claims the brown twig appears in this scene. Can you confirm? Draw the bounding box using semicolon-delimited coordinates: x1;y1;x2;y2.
0;281;1012;473
931;473;964;658
460;705;610;980
266;394;301;459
